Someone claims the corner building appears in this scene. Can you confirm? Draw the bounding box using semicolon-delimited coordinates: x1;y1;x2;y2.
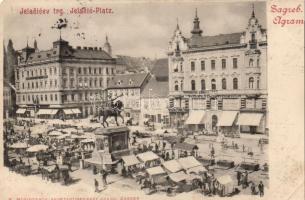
168;9;268;134
15;38;116;118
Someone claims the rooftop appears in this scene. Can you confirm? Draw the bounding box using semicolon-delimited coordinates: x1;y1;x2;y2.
151;58;168;80
141;77;169;98
188;32;244;48
19;39;114;64
107;73;149;89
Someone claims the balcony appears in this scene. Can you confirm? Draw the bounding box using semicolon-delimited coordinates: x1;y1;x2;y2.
182;89;267;97
168;107;189;113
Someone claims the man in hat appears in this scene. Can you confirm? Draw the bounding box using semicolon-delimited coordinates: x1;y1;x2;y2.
258;181;264;197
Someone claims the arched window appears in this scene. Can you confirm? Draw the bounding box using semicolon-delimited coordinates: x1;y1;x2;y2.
211;79;216;90
249;77;254;88
174;81;179;91
180;62;183;72
222;78;226;90
249;58;254;67
201;79;206;91
257;78;260;89
191;80;196;91
233;78;238;90
180;80;184;91
257;58;260;67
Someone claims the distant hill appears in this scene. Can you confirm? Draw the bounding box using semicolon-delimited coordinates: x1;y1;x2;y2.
115;55;155;73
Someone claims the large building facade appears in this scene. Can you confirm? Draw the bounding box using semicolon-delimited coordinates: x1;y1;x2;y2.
15;38;116;118
107;73;150;124
168;8;268;134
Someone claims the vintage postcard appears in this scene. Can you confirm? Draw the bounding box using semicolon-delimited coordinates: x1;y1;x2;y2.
0;0;304;200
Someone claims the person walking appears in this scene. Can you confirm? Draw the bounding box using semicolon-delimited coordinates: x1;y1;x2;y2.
237;171;241;186
258;181;264;197
102;170;108;186
251;182;256;195
94;178;99;192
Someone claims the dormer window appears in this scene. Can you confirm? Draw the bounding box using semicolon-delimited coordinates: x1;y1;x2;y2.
117;80;122;85
37;55;41;58
53;51;56;54
129;79;133;85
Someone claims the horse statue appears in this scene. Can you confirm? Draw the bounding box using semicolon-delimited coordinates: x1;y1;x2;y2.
96;100;124;128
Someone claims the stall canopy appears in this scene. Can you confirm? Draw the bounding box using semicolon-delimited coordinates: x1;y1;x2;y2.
237;113;263;126
121;155;141;167
168;171;189;183
16;108;27;114
175;142;198;152
162;160;183;173
185;110;206;125
217;111;238;126
137;151;159;163
187;165;207;174
63;109;74;115
146;166;166;176
71;108;82;114
178;156;202;170
217;175;234;195
9;142;29;149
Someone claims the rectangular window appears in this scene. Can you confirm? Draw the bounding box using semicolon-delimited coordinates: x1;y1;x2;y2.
94;68;96;74
191;61;195;71
84;68;87;75
233;58;238;69
211;60;215;70
201;61;205;71
78;68;82;74
55;94;57;101
222;59;226;69
99;68;102;74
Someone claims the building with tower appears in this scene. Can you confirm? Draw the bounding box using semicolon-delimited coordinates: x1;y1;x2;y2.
14;37;117;118
167;7;268;134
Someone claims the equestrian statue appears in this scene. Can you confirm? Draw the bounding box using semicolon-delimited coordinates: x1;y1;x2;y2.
96;94;124;128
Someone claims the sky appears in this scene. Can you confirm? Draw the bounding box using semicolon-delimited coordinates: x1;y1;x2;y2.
3;1;266;59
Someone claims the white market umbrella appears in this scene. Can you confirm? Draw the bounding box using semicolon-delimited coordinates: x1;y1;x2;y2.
26;144;49;152
10;142;29;149
48;131;63;137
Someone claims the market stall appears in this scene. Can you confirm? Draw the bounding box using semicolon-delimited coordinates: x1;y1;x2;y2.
161;160;183;173
137;151;160;168
216;175;234;196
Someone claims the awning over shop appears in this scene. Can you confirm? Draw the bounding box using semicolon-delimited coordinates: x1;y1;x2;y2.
217;111;238;126
16;108;27;114
162;160;183;173
178;156;202;170
63;109;74;115
146;166;165;176
71;108;82;114
185;110;206;125
237;113;263;126
168;171;189;183
121;155;141;167
137;151;159;163
37;109;59;115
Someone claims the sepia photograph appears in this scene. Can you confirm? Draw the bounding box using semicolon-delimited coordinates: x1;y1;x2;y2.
1;0;303;199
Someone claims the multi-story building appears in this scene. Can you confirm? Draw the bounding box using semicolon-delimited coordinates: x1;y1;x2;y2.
168;8;268;134
140;76;170;129
15;37;116;118
107;73;150;124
